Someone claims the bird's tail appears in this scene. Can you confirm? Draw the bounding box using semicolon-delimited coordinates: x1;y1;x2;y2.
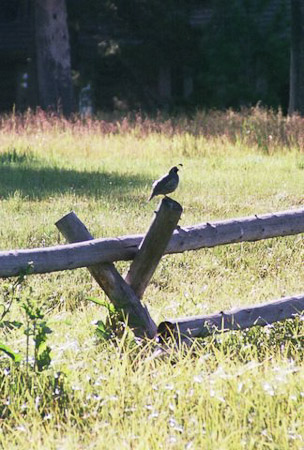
148;193;154;201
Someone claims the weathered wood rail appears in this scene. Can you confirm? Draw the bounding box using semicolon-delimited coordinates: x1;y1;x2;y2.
1;202;304;342
158;294;304;339
1;207;304;278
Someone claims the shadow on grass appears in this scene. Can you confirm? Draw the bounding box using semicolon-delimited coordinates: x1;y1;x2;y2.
0;163;151;201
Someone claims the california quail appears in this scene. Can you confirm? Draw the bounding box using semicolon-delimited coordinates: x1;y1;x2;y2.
148;164;182;201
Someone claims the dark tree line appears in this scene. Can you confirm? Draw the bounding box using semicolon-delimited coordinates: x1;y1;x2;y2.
33;0;304;115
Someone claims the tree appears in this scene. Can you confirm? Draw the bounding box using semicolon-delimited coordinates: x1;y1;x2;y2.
289;0;304;115
65;0;290;112
34;0;74;115
198;0;289;110
67;0;198;110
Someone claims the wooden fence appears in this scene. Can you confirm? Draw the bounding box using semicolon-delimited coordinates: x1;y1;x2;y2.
1;199;304;341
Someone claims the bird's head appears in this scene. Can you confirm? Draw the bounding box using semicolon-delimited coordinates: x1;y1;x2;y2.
170;163;183;174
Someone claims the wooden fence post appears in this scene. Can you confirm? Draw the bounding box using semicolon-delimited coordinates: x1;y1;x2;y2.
56;198;182;340
126;197;183;298
56;212;157;339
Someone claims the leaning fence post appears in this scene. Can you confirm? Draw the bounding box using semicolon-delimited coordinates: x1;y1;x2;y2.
56;212;157;339
125;197;183;299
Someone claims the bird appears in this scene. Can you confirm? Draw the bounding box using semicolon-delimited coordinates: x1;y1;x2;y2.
148;164;183;201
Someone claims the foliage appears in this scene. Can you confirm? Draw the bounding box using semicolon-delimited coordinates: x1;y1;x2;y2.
21;291;52;372
87;296;125;340
0;271;52;372
0;342;22;362
198;0;290;110
0;274;26;363
66;0;290;111
68;0;198;110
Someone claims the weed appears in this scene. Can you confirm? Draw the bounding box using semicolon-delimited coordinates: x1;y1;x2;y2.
0;271;52;372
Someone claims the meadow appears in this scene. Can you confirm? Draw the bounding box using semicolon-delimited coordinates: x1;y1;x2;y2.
0;107;304;449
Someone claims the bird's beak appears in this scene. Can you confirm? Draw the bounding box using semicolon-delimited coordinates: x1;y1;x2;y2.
178;163;183;167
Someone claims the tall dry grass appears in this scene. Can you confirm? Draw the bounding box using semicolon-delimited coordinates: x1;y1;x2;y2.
1;106;304;152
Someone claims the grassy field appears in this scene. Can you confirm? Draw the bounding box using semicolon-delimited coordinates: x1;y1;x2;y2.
0;108;304;449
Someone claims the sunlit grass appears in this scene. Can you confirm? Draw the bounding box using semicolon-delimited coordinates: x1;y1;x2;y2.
0;109;304;449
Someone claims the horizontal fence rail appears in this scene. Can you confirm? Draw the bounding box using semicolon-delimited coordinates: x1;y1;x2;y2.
1;207;304;278
158;294;304;339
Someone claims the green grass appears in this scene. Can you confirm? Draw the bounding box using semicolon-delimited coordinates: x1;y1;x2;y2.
0;110;304;449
